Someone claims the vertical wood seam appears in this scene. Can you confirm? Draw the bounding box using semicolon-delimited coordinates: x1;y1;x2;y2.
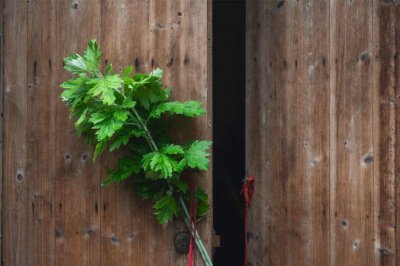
207;0;213;258
369;2;375;263
328;0;331;265
24;1;28;264
54;0;58;263
328;0;337;265
288;2;292;264
0;0;3;263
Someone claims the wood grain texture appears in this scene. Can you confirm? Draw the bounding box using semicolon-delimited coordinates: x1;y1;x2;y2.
330;1;374;265
0;0;3;261
2;0;211;265
100;0;211;265
54;1;101;266
3;1;28;265
246;0;400;265
372;1;400;265
27;1;57;265
246;0;330;265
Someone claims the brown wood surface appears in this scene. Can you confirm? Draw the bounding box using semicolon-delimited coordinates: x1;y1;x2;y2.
3;1;28;265
330;1;374;265
246;0;330;265
246;0;400;265
2;0;212;265
373;2;400;265
0;0;3;261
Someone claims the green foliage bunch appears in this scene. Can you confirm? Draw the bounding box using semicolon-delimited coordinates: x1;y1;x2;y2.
60;40;211;226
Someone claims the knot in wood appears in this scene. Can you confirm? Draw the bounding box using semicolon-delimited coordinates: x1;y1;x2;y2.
361;153;374;165
16;173;24;182
81;153;89;162
174;232;190;253
55;228;64;238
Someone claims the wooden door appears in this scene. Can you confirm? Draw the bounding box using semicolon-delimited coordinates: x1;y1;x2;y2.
2;1;212;265
247;1;400;265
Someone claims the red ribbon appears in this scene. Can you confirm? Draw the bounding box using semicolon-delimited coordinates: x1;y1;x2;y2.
241;176;255;266
188;185;197;266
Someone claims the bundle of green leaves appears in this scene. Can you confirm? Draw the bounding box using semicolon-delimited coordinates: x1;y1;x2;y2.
60;40;211;225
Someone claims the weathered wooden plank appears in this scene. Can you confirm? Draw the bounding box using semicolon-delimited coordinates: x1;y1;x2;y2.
2;0;211;265
289;1;330;265
372;1;400;265
246;0;330;265
54;1;101;265
0;0;4;261
100;0;212;265
330;1;374;265
2;0;28;265
247;1;291;264
246;0;265;263
173;1;213;264
394;6;400;266
26;0;57;265
99;2;153;265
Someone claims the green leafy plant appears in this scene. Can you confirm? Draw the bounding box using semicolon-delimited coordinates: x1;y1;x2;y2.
60;40;212;265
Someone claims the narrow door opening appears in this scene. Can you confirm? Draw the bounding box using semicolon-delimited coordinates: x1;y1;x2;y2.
213;1;245;265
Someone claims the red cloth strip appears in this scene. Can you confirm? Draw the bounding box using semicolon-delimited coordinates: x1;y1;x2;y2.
241;176;255;266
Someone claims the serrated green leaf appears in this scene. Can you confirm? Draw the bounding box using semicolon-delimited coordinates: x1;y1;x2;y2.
63;54;88;74
83;39;101;71
74;113;93;137
160;144;185;155
93;120;122;141
109;124;144;152
141;151;156;169
135;178;166;200
132;128;145;137
184;140;212;171
110;134;130;151
196;188;208;202
87;74;123;105
170;176;188;193
93;141;106;162
120;98;136;108
89;110;124;141
75;108;88;127
123;66;133;78
88;111;108;124
105;64;113;75
142;151;178;178
153;195;178;224
131;73;169;109
150;101;206;118
102;155;141;186
196;188;209;217
60;75;89;103
150;68;163;79
61;41;211;226
60;75;88;90
177;158;187;173
113;109;129;121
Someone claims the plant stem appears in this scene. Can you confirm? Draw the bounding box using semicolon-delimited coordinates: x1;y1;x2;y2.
131;108;158;151
131;107;213;265
179;197;213;266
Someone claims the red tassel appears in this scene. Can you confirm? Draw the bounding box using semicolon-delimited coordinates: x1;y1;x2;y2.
241;176;255;266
